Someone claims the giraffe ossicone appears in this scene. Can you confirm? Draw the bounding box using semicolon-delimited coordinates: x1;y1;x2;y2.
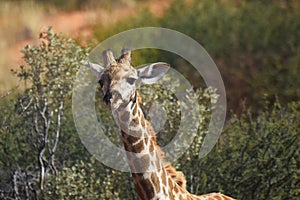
89;48;235;200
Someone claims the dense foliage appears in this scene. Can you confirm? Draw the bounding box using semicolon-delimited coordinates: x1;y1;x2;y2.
0;28;90;199
184;101;300;199
0;0;299;199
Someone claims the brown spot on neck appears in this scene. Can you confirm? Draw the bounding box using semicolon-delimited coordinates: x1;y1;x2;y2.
132;173;155;200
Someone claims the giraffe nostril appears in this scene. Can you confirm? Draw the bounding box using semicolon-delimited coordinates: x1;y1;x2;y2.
103;92;112;105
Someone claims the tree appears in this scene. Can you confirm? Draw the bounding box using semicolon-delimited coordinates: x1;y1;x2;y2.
0;27;89;199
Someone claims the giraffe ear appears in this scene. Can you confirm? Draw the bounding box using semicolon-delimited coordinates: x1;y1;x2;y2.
137;62;170;85
87;61;104;78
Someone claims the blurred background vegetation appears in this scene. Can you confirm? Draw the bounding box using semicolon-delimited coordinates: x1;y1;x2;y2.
0;0;299;199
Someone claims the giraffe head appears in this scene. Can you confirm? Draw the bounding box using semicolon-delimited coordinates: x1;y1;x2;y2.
89;49;170;111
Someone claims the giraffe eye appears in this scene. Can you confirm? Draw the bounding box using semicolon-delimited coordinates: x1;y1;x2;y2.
127;78;136;85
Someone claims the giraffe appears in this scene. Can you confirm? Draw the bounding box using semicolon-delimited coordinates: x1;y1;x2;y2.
89;49;235;200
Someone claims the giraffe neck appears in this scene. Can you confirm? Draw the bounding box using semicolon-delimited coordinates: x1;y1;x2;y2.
114;92;235;200
113;92;186;199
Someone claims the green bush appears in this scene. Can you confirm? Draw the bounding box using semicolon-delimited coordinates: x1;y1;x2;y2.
184;101;300;199
0;27;91;199
45;159;123;200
